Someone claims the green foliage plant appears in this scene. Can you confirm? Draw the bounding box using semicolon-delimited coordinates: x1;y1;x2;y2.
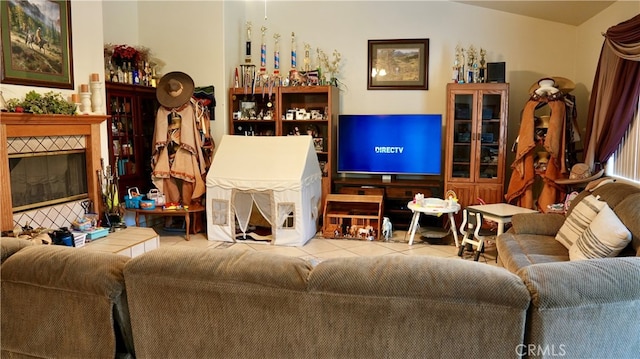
5;91;77;115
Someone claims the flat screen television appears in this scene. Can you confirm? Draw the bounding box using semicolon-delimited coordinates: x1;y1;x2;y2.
337;114;442;177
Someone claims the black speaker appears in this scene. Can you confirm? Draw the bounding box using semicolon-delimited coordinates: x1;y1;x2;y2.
487;62;506;83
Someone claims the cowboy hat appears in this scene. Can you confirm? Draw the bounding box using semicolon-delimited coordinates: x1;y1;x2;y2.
156;71;195;108
555;163;604;185
529;76;576;95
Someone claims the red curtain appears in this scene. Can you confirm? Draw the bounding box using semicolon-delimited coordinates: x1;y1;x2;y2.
584;14;640;170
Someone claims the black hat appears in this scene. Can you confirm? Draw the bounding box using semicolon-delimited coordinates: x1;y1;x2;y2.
156;71;194;108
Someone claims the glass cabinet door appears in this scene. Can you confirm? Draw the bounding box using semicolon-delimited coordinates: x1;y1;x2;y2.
451;93;473;179
109;94;137;178
477;93;503;180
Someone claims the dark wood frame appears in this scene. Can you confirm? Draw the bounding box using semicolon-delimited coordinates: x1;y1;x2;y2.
367;38;429;90
1;0;74;89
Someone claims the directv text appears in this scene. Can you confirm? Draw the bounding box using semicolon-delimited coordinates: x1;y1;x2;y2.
375;147;404;154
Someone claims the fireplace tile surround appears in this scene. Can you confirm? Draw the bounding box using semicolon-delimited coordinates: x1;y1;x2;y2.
1;114;108;232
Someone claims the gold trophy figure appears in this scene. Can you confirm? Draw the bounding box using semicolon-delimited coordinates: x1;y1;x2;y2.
303;43;311;72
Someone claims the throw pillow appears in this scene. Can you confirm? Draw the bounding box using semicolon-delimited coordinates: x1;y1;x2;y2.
569;205;631;260
555;194;606;249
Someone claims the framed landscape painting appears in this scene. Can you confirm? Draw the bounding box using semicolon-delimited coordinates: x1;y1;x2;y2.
368;38;429;90
1;0;74;89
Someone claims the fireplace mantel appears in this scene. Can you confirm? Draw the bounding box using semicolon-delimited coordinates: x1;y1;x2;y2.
0;113;108;231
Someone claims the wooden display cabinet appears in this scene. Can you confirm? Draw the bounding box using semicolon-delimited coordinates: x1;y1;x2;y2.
106;83;158;199
444;83;509;209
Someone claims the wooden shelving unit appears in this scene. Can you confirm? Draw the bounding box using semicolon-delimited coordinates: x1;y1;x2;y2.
228;85;339;208
323;194;384;240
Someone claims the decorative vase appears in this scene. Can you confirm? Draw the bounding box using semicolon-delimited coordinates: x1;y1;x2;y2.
90;81;104;114
80;92;92;114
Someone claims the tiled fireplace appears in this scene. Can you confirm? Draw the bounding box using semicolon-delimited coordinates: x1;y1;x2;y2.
0;114;107;232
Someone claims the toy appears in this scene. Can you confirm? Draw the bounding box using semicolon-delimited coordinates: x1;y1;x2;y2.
382;217;392;241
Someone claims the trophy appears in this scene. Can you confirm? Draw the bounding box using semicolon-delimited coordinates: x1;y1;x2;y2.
273;33;281;78
479;48;487;83
260;26;267;77
466;45;476;83
244;21;252;64
290;32;297;70
240;22;255;88
288;32;297;86
453;45;462;83
303;42;311;72
457;46;465;83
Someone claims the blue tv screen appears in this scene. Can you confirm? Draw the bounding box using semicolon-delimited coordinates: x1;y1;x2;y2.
337;114;442;175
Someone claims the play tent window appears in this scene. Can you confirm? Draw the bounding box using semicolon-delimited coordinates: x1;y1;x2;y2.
210;199;228;225
278;202;295;229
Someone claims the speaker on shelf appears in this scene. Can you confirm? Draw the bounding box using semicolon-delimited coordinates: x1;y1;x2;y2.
487;62;506;83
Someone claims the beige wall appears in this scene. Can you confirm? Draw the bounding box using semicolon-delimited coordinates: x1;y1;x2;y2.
2;1;638;181
103;0;637;160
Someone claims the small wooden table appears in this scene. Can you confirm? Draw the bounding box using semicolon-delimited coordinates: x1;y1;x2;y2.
466;203;538;235
127;205;205;240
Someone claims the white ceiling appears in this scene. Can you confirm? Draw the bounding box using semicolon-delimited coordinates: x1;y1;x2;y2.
455;1;617;26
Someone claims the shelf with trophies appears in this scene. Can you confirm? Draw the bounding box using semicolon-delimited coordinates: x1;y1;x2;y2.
227;22;341;207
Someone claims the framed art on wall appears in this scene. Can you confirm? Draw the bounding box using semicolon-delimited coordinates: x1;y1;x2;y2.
368;38;429;90
1;0;74;89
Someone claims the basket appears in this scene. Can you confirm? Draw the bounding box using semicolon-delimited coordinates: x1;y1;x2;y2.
125;187;142;209
147;188;166;206
72;232;87;248
140;199;156;210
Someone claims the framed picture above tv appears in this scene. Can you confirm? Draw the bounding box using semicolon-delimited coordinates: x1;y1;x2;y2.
367;38;429;90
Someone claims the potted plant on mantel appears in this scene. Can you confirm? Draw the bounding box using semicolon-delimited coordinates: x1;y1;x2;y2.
3;90;77;115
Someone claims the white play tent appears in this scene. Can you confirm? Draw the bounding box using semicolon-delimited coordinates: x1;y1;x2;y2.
206;135;322;246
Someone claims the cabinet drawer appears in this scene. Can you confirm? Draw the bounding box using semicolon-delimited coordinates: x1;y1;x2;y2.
338;186;385;196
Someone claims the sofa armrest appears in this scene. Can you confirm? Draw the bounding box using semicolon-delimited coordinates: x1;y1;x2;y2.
516;257;640;358
510;213;565;236
517;257;640;307
1;245;132;358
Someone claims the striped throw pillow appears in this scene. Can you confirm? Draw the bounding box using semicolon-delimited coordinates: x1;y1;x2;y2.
555;194;606;249
569;205;631;260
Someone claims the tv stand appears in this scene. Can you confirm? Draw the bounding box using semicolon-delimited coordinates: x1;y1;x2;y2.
381;174;392;183
334;178;443;230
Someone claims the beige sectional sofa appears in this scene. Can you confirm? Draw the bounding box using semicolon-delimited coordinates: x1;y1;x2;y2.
496;181;640;358
1;181;639;358
1;240;529;358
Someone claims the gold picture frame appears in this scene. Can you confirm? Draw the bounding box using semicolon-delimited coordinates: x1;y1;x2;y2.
367;38;429;90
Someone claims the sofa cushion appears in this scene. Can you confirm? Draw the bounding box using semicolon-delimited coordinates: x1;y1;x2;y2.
510;213;565;236
570;204;631;260
555;194;606;249
496;233;569;273
613;193;640;256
